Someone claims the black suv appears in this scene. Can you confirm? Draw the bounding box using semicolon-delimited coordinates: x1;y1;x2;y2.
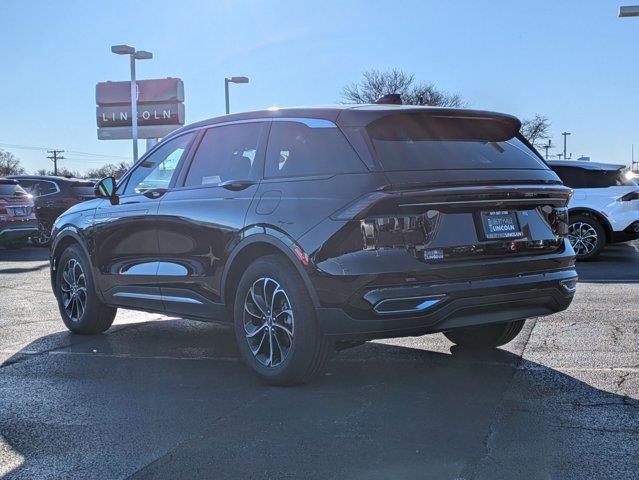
49;106;577;385
10;176;95;246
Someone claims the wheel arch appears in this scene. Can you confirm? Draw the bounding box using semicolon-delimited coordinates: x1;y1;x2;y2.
49;227;98;293
568;207;613;243
221;234;320;318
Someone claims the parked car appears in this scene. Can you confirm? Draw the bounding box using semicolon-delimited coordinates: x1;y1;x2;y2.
0;178;37;249
49;106;577;385
547;160;639;260
9;176;95;246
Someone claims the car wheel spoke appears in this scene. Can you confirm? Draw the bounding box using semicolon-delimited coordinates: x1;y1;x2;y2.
243;277;294;368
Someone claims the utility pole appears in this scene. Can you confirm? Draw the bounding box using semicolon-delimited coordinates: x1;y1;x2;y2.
562;132;571;160
46;150;64;175
542;139;552;160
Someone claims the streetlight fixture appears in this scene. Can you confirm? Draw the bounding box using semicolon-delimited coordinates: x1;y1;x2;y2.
562;131;571;160
620;5;639;17
111;44;153;163
224;76;249;114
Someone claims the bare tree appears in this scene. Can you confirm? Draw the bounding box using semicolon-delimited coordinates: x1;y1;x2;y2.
85;161;130;180
520;114;551;149
0;149;26;176
341;69;465;107
34;167;81;178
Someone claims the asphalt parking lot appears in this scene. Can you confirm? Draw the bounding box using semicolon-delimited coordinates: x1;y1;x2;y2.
0;245;638;480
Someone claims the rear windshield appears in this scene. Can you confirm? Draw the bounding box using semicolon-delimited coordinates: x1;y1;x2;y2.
0;181;27;196
551;166;637;188
366;113;546;171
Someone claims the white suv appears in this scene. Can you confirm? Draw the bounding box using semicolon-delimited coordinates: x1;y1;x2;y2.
548;160;639;260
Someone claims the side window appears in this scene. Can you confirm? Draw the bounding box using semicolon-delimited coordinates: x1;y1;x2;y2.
123;132;195;195
16;180;35;193
36;181;58;196
265;121;366;178
184;123;264;187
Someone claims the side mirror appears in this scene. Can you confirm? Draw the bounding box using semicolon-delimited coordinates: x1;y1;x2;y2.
94;176;118;204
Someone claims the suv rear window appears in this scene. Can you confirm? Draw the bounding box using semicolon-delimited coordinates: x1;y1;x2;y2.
551;166;636;188
366;112;546;171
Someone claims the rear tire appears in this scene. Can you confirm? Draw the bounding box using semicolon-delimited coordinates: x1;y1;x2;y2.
233;254;331;386
54;244;117;334
444;320;525;348
568;213;605;261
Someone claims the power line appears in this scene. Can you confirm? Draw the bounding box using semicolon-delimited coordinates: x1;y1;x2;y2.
46;150;64;176
0;142;129;159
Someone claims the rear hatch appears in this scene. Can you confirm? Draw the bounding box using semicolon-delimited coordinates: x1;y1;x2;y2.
315;110;571;270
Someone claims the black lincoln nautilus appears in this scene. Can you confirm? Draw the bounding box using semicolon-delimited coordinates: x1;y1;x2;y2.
50;105;577;385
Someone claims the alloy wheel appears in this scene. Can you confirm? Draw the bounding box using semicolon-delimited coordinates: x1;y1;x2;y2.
568;221;598;256
243;277;294;368
60;258;87;322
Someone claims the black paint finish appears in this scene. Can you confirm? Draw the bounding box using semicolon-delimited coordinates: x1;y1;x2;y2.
50;105;577;341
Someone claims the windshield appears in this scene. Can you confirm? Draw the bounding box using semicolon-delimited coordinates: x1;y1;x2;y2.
366;113;546;171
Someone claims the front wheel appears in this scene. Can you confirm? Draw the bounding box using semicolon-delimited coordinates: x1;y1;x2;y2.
233;254;331;386
54;244;117;334
444;320;525;348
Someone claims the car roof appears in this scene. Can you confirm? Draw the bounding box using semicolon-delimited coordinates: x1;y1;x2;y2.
167;104;522;139
546;160;626;171
8;175;89;183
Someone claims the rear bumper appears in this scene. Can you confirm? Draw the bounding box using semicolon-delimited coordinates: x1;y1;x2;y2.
0;224;38;242
316;269;577;340
611;221;639;243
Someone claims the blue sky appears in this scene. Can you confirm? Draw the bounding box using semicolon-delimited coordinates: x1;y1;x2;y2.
0;0;637;173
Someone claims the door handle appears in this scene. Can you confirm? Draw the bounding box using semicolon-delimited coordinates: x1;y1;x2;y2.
219;180;256;191
143;189;168;199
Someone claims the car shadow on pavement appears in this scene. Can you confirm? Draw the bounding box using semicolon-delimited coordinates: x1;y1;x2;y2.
0;320;637;480
0;247;48;262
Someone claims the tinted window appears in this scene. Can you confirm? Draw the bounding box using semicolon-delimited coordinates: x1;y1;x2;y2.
71;183;96;197
123;133;195;195
185;123;264;187
22;180;58;196
552;166;634;188
265;121;365;178
366;113;546;171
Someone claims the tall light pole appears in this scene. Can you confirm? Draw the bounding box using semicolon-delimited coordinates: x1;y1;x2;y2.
562;131;571;160
225;76;249;114
111;44;153;163
620;7;639;170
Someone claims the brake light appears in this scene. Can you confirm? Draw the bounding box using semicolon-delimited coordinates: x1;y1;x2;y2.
619;191;639;201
